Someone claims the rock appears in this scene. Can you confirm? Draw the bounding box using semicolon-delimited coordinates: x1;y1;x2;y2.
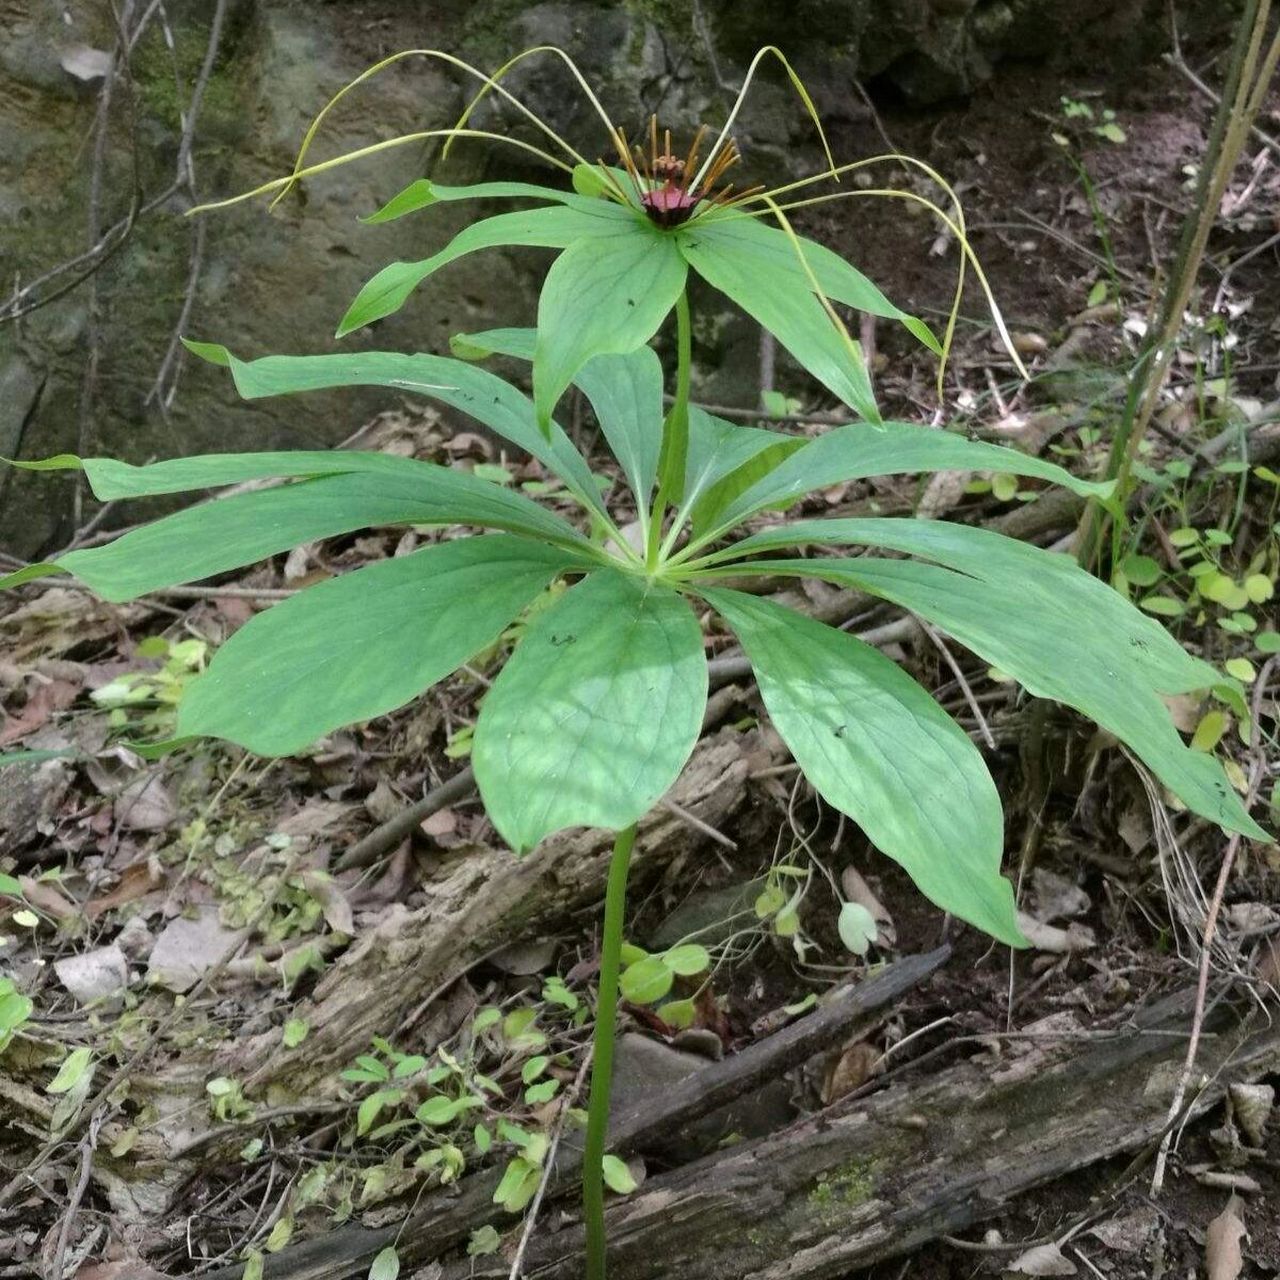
147;908;240;992
649;878;767;950
115;914;155;960
0;755;71;850
610;1031;793;1159
53;943;129;1006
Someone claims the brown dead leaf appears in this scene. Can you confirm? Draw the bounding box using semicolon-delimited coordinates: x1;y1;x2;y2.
822;1041;880;1104
421;807;458;838
115;773;176;832
75;1261;174;1280
1016;913;1096;954
1028;868;1090;922
274;798;358;841
1205;1197;1247;1280
18;874;78;920
1255;937;1280;990
0;678;79;746
1088;1207;1157;1253
300;870;355;935
85;860;165;920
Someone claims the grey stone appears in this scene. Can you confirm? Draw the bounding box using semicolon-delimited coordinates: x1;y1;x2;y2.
147;908;240;992
608;1030;793;1159
648;878;766;950
54;943;129;1006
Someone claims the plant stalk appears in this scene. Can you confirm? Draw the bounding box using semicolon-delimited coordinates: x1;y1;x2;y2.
1076;0;1274;566
583;822;637;1280
647;289;693;571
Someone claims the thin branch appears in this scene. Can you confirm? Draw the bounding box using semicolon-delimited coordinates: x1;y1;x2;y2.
1150;653;1277;1193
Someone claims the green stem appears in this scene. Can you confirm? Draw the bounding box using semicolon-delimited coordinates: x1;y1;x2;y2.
646;289;693;571
583;822;637;1280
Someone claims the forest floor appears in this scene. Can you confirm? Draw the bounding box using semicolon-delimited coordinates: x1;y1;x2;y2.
2;23;1280;1280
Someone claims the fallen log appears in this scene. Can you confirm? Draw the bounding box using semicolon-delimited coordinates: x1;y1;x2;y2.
208;980;1279;1280
475;987;1280;1279
200;947;951;1280
211;728;773;1094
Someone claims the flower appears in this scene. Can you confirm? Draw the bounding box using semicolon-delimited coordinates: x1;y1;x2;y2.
193;46;1025;433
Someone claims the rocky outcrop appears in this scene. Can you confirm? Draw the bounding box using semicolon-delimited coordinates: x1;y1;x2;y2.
0;0;1170;554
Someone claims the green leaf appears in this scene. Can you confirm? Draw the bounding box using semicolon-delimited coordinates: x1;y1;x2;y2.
467;1225;502;1256
493;1157;540;1212
361;177;585;225
679;408;801;528
573;349;665;509
281;1018;309;1048
473;569;707;851
619;955;674;1004
533;226;687;429
47;1047;93;1095
677;223;879;422
662;943;710;976
358;1088;403;1136
688;435;807;538
837;902;879;955
185;342;606;518
0;874;24;897
38;466;586;603
338;203;632;335
690;212;940;353
416;1095;482;1126
701;588;1022;947
658;998;696;1029
0;979;34;1053
708;538;1266;841
452;327;665;509
1120;554;1162;587
601;1154;639;1194
368;1245;400;1280
703;423;1113;539
177;536;569;755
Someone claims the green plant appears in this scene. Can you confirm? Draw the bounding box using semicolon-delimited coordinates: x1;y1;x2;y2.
90;634;208;734
2;45;1270;1279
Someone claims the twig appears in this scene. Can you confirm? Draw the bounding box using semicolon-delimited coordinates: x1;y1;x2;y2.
921;622;995;749
659;797;737;851
146;0;229;411
50;1108;104;1280
334;767;477;872
74;0;139;527
508;1053;593;1279
1150;653;1277;1193
1165;4;1280;163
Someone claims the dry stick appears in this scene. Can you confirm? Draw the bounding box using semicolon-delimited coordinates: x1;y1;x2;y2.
73;0;137;529
50;1108;104;1280
147;0;230;410
197;947;949;1280
1150;653;1277;1194
507;1052;594;1280
1167;3;1280;162
0;848;303;1212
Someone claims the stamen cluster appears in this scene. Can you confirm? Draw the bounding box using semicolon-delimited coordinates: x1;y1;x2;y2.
609;116;759;228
